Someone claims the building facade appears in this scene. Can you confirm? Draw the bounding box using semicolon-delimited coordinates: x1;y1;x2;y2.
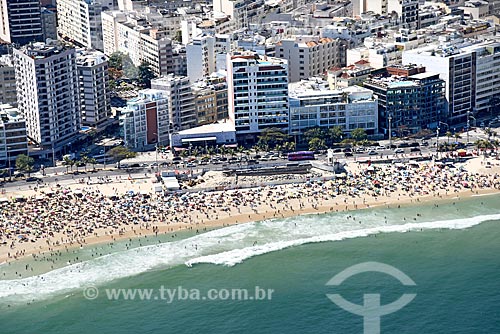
120;89;170;150
0;104;28;167
227;52;289;141
13;42;81;150
57;0;113;51
275;36;347;83
76;50;112;130
101;10;174;77
363;71;446;135
289;78;378;136
0;58;17;106
0;0;43;45
403;40;500;124
151;75;197;131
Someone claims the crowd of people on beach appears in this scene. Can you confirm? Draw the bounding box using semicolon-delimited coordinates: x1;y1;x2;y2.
1;161;499;261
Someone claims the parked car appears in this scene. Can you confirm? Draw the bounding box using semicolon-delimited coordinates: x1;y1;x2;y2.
394;148;405;154
410;147;421;152
368;150;378;155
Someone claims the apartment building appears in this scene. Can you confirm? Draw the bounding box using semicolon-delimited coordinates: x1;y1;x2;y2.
213;0;266;30
76;50;112;130
288;78;378;136
151;75;197;131
275;36;346;83
13;42;81;150
0;0;43;45
186;34;231;83
192;75;229;125
120;89;170;150
363;69;446;134
57;0;114;51
41;7;57;41
101;10;174;77
0;57;17;106
403;40;500;124
0;104;28;167
227;51;289;141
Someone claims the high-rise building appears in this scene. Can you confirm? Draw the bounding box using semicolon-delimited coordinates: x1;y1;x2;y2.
13;42;81;150
57;0;113;51
186;34;231;83
0;56;17;106
41;7;57;41
192;75;229;125
363;66;446;135
119;89;170;150
0;103;28;167
0;0;43;45
403;40;500;124
213;0;265;30
275;36;347;83
76;50;112;130
101;10;174;77
227;51;289;141
151;75;197;131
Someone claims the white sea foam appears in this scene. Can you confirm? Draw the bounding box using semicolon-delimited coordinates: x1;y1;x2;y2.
0;211;499;304
185;214;500;267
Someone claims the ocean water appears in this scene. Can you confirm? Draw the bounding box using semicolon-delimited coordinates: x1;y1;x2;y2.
1;194;500;333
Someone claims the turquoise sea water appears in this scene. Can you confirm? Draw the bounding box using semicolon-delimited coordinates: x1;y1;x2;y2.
1;194;500;333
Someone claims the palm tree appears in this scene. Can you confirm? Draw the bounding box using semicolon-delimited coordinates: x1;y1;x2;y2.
80;155;89;172
88;157;97;170
445;131;452;146
63;156;73;173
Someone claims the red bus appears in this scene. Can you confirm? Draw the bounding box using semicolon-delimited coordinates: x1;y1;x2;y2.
287;151;315;161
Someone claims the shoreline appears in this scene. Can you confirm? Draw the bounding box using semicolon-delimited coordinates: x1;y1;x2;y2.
1;156;499;266
1;185;498;266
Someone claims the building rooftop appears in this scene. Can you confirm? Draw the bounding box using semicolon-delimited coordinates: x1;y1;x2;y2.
178;120;235;135
76;50;107;67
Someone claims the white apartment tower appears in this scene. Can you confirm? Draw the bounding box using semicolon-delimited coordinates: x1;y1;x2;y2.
101;11;174;77
76;50;112;130
186;34;231;83
0;0;43;45
227;52;289;141
151;75;197;131
13;42;81;150
57;0;114;51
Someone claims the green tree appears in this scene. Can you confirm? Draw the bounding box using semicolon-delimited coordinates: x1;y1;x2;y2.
445;131;452;145
304;126;326;142
108;52;124;70
350;128;368;142
257;128;290;149
308;138;327;152
137;62;156;88
108;146;137;167
328;126;344;144
15;154;35;176
88;157;97;170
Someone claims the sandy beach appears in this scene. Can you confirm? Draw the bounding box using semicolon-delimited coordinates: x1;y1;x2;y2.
1;156;499;266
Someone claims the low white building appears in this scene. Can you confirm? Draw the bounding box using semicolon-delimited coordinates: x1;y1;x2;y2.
288;78;378;136
170;120;236;148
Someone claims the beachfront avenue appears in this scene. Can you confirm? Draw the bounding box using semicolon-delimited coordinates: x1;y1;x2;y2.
83;285;274;303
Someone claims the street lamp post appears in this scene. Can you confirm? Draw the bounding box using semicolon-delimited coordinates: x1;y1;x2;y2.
7;149;11;180
436;127;440;159
467;110;470;147
388;115;392;150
